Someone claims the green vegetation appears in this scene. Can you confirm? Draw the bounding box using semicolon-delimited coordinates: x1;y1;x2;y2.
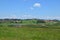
0;19;60;40
0;26;60;40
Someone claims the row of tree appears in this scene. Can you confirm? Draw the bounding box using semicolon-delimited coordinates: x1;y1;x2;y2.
0;19;60;24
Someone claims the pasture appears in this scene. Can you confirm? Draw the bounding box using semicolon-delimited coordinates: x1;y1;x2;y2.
0;26;60;40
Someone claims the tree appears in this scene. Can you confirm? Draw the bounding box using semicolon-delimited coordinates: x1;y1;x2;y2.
37;19;45;24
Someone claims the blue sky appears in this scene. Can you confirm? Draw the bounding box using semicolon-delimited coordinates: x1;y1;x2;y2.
0;0;60;19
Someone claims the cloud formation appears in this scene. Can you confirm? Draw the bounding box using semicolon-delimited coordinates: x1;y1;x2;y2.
20;14;36;19
3;14;17;19
30;3;41;10
33;3;41;7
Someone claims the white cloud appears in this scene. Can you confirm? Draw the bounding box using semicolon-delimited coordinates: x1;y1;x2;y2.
30;3;41;10
33;3;41;7
21;14;36;19
3;14;17;19
10;15;17;19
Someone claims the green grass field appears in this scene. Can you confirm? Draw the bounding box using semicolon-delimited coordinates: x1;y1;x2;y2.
0;26;60;40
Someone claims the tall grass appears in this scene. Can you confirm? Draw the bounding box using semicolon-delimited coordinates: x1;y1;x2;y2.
0;26;60;40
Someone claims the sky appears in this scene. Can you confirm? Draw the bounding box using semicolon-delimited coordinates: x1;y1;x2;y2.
0;0;60;19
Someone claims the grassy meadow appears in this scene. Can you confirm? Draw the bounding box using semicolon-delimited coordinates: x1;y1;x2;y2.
0;26;60;40
0;19;60;40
